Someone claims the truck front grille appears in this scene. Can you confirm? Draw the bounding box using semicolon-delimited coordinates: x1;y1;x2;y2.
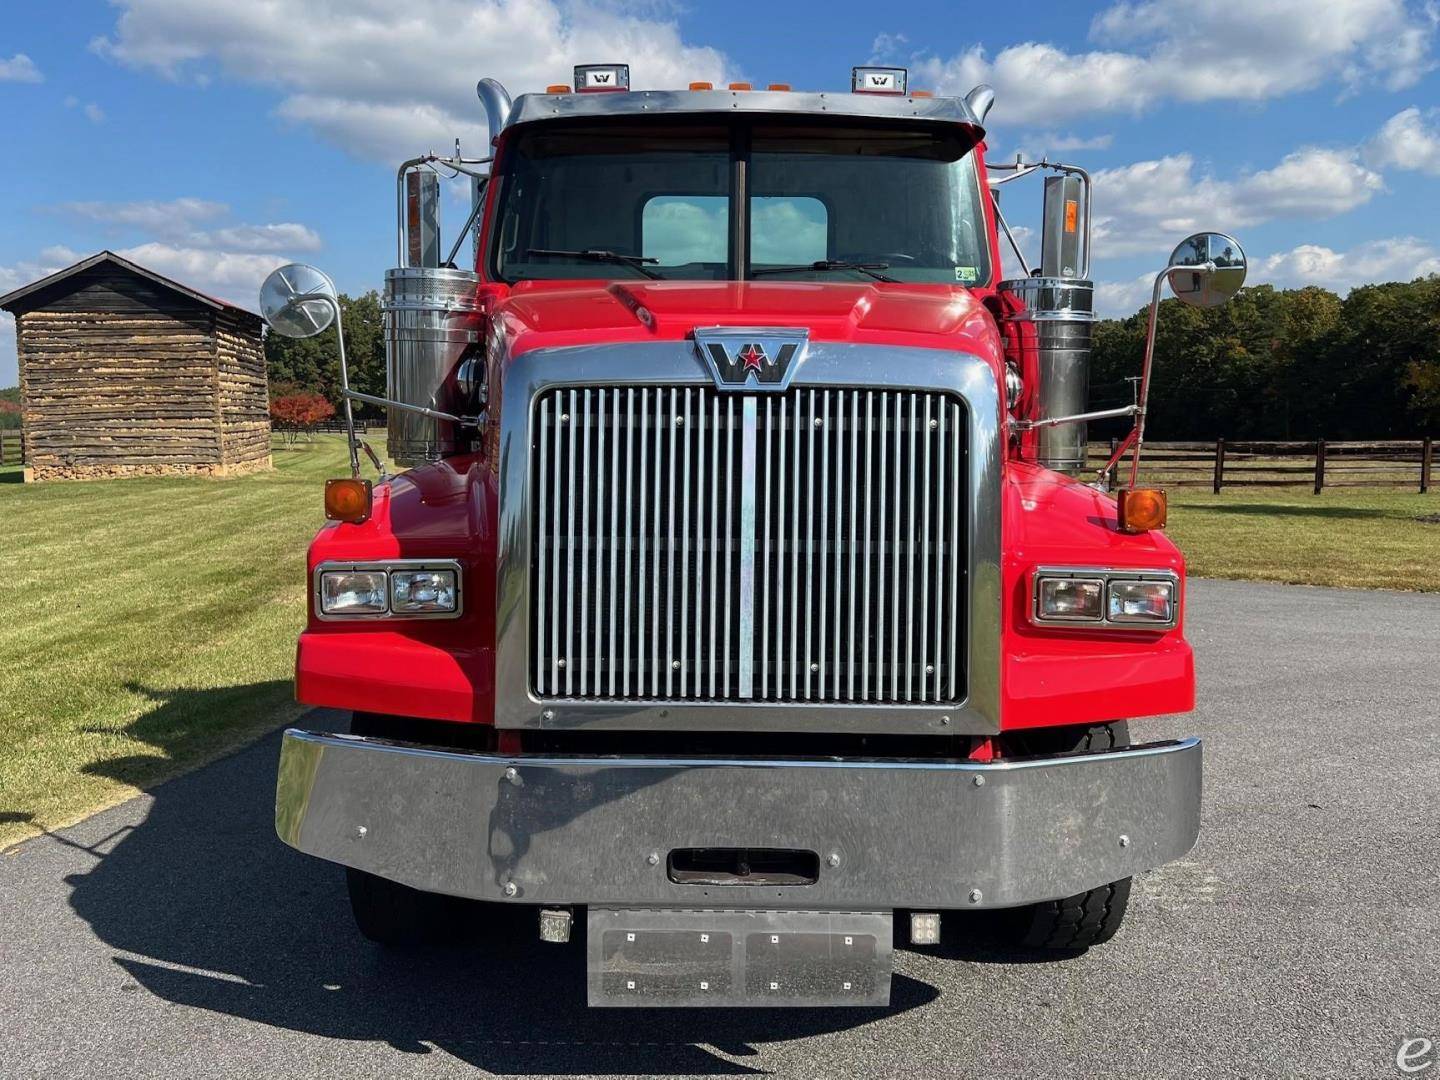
530;385;967;704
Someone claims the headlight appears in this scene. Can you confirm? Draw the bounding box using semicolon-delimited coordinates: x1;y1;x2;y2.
319;570;387;615
391;569;458;614
1107;579;1175;624
1036;576;1104;621
314;561;462;619
1032;568;1178;629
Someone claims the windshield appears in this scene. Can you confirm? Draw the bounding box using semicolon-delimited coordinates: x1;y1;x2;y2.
490;118;990;286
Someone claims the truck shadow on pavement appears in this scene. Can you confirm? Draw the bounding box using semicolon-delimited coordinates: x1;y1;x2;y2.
62;701;990;1075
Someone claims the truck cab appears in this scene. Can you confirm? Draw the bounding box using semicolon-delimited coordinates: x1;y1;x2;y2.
267;64;1240;1008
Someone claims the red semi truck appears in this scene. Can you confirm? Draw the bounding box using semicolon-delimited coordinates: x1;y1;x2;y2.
265;63;1246;1007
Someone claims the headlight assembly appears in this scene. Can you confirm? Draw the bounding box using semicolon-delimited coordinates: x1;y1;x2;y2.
1032;568;1178;630
314;561;462;620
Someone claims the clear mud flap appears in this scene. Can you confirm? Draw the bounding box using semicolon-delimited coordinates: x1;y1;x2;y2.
587;908;892;1007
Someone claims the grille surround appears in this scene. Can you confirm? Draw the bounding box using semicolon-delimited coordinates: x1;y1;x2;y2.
493;340;1003;734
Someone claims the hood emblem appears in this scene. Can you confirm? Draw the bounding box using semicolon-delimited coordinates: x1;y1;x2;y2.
694;327;809;392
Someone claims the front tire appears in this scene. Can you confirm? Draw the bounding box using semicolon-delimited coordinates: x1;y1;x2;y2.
1002;721;1132;951
344;711;471;947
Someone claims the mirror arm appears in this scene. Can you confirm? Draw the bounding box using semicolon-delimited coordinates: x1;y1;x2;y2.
341;388;483;429
1125;260;1215;488
1014;404;1137;431
443;177;489;268
990;192;1033;277
294;291;362;478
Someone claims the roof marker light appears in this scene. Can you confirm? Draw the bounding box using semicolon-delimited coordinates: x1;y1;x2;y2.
546;84;572;94
729;82;752;90
851;66;907;94
689;81;714;91
573;64;629;93
767;83;792;91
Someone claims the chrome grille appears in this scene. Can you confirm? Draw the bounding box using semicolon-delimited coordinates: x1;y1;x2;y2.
531;385;967;704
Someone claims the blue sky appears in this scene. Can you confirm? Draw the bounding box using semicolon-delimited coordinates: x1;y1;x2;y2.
2;0;1439;386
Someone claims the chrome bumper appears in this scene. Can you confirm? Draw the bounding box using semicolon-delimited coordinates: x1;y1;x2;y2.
275;729;1201;909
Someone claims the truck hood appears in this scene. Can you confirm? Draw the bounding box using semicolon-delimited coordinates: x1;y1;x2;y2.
492;281;1002;363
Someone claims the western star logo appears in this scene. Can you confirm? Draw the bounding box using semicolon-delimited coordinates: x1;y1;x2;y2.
693;328;810;392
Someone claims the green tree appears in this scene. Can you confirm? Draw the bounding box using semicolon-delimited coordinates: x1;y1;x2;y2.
264;291;385;411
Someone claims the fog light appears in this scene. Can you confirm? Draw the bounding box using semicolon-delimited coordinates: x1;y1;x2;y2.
319;570;387;615
1107;579;1175;624
390;569;458;614
1036;577;1104;622
910;912;941;946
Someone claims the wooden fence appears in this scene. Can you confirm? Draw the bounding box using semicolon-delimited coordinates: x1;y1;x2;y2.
0;430;22;467
1088;438;1435;493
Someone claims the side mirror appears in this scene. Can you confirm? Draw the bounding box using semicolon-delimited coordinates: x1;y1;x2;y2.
1166;232;1246;308
259;263;339;338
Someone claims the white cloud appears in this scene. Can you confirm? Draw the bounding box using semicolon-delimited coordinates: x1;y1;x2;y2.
53;198;321;253
83;102;106;124
115;243;291;308
92;0;731;162
0;53;43;83
1093;235;1440;316
0;248;85;387
1091;148;1383;256
1365;106;1440;174
877;0;1435;125
1257;236;1440;291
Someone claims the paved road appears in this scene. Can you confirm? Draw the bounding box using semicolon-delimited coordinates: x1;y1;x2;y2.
3;580;1438;1079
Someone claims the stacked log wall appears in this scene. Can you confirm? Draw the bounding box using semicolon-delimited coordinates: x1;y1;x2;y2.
214;309;271;469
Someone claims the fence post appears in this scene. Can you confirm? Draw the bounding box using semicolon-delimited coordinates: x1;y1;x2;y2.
1213;438;1225;494
1423;437;1433;494
1313;439;1326;495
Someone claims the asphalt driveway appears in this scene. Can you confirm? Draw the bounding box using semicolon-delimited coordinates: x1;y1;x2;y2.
2;579;1437;1079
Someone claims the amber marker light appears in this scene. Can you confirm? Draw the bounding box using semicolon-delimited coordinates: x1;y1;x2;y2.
1117;488;1167;533
767;83;792;91
689;81;714;90
729;82;752;90
325;477;373;524
546;84;572;94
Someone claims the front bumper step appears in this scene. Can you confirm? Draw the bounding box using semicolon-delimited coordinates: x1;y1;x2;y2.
588;908;892;1007
276;730;1201;910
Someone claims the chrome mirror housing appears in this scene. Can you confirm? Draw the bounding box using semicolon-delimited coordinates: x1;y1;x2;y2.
259;263;339;338
1167;232;1247;309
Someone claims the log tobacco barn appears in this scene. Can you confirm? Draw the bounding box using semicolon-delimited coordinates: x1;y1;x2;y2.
0;251;271;481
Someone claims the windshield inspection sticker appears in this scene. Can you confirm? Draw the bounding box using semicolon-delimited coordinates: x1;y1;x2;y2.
954;266;978;283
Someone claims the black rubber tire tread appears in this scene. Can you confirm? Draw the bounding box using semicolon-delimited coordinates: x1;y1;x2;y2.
1015;876;1132;950
1004;720;1132;950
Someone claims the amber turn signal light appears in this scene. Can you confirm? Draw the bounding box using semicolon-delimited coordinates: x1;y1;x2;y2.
325;477;373;524
1117;487;1167;533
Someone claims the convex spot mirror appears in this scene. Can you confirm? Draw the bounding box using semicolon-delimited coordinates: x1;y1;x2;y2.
260;263;338;338
1167;232;1246;308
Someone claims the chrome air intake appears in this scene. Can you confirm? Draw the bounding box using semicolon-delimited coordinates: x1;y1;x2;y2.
382;266;483;465
996;277;1094;473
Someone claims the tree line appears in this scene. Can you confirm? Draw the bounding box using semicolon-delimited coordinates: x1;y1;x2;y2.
258;278;1440;441
1091;277;1440;440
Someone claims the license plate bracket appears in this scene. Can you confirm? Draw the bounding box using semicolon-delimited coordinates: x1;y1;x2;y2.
587;908;892;1007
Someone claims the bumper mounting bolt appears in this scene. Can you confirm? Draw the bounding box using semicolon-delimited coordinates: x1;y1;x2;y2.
826;852;841;868
972;774;985;787
354;825;367;839
646;852;660;866
968;888;983;904
1119;834;1131;848
503;881;518;897
541;708;555;721
504;767;521;786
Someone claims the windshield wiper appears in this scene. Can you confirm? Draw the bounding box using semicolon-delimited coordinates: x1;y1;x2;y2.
525;248;663;279
750;260;899;283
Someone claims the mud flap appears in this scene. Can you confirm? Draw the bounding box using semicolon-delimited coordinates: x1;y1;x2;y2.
587;908;892;1007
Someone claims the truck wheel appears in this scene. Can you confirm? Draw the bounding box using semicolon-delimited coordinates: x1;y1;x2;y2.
1010;877;1132;950
1003;721;1131;950
345;867;466;947
343;711;470;947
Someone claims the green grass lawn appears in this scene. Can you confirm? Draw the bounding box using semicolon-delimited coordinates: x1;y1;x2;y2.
1168;488;1440;591
0;436;371;850
1;438;1435;851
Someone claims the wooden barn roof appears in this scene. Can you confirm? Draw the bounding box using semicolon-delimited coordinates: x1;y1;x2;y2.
0;250;261;320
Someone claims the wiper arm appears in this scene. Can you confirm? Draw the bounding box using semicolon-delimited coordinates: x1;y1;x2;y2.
525;248;663;279
750;260;899;283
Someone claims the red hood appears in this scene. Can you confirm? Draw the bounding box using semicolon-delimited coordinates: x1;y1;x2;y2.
490;281;1002;366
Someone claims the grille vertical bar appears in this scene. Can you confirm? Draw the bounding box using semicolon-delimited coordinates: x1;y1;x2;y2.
531;384;966;704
